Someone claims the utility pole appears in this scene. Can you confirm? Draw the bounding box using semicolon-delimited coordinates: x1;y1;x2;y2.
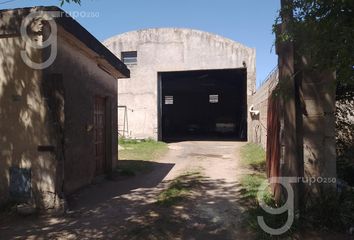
277;0;300;216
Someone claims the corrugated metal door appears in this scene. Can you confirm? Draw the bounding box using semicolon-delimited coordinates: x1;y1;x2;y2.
94;96;106;176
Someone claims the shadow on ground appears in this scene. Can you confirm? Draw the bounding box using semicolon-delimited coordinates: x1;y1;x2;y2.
0;161;255;240
68;160;175;211
115;173;254;240
0;159;351;240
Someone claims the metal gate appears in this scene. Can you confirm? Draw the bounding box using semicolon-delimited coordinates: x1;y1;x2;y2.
94;96;106;176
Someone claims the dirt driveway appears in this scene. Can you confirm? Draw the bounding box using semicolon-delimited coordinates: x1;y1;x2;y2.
0;141;254;240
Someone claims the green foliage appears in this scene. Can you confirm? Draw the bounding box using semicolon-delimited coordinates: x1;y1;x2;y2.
156;180;190;206
247;207;298;240
117;138;168;176
59;0;81;6
239;173;297;240
156;172;201;206
303;188;354;231
239;143;298;239
240;143;266;171
239;143;267;201
118;138;168;161
240;174;268;200
274;0;354;99
119;137;156;145
336;99;354;185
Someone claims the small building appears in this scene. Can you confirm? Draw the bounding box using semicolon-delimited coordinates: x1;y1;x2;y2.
0;6;129;210
104;28;256;141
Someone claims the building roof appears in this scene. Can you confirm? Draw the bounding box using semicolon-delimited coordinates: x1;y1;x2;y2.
105;28;254;51
0;6;130;78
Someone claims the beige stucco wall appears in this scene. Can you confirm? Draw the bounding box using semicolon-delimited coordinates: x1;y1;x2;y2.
0;23;58;208
104;28;256;140
0;9;119;209
45;29;119;194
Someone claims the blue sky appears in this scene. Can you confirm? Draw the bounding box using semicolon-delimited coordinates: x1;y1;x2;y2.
1;0;280;86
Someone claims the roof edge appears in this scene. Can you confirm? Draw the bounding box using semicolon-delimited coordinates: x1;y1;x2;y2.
0;6;130;78
104;27;254;50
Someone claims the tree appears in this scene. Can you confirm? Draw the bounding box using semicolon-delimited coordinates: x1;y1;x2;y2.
274;0;354;99
60;0;81;6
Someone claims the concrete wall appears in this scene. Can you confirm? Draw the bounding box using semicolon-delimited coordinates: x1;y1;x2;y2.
301;69;337;192
104;28;256;140
250;69;279;149
46;28;118;194
275;26;337;200
0;9;119;209
0;10;58;209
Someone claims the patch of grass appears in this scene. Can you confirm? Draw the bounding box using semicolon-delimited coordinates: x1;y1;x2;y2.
240;173;269;201
157;172;202;206
239;143;298;239
240;143;266;171
240;173;298;239
117;138;168;176
246;205;298;240
157;181;189;206
118;138;168;161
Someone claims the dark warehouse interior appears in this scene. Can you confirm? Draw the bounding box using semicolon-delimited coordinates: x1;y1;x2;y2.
159;68;247;142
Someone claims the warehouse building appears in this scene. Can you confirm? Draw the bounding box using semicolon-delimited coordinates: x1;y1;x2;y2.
104;28;256;141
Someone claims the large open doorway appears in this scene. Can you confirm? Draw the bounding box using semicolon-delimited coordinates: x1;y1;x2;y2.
158;68;247;142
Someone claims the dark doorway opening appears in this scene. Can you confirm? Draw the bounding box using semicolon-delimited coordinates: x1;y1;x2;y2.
159;68;247;142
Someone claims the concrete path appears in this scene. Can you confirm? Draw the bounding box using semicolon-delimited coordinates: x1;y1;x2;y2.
1;141;351;240
0;141;251;239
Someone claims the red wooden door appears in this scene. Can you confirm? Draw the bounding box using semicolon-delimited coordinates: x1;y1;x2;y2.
94;97;106;176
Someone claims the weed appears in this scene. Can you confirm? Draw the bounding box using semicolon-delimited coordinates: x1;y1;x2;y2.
239;143;298;239
240;143;266;171
157;172;202;206
118;139;168;161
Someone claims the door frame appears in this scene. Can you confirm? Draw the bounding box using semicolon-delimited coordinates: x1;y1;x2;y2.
94;96;110;176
